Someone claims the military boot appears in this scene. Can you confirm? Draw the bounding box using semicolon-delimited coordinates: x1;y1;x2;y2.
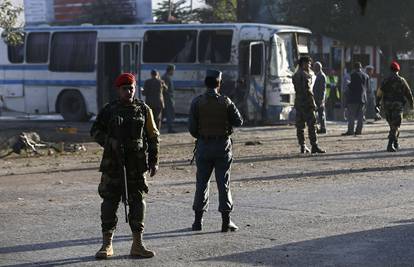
130;232;155;258
221;212;239;232
300;145;311;154
192;211;203;231
95;232;114;259
394;139;400;150
387;139;396;152
311;144;326;154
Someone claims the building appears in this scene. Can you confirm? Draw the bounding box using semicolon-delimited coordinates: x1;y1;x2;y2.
23;0;152;25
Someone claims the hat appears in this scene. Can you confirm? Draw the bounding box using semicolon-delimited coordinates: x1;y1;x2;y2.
115;73;136;87
390;61;400;72
206;69;222;80
150;69;158;76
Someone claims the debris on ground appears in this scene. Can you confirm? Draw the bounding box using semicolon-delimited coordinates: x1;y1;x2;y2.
245;140;263;146
0;132;87;158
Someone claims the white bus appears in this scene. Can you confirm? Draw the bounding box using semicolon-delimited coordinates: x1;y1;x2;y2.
0;23;311;123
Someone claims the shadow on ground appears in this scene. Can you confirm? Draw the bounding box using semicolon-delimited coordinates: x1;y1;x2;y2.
201;223;414;266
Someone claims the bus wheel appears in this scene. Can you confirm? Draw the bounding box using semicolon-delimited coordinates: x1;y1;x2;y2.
58;90;90;122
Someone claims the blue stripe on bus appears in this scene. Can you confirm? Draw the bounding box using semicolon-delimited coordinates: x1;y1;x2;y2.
0;65;49;70
140;64;238;71
0;79;96;86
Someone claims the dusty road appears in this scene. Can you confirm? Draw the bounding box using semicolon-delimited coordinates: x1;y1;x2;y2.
1;119;414;266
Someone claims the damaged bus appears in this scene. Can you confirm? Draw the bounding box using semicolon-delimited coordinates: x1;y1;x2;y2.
0;23;310;123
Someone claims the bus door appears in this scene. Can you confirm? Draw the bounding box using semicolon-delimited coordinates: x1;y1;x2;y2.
97;42;141;109
247;41;266;123
121;42;141;98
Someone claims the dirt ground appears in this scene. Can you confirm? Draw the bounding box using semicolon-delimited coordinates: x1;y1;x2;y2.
1;119;414;266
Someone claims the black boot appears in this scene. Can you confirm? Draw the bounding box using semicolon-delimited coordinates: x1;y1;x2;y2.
387;139;396;152
394;139;400;150
300;145;311;154
311;144;326;154
221;212;239;232
192;211;203;231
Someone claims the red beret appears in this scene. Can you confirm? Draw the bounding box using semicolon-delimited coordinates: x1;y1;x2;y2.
390;61;400;72
115;73;136;87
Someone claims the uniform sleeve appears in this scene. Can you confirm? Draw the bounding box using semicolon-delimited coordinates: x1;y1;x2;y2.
142;80;148;96
227;98;243;127
144;106;160;166
90;105;110;147
402;78;414;108
188;99;199;138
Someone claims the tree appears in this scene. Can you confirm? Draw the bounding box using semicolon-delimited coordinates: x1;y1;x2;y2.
80;0;136;25
276;0;414;51
153;0;193;23
193;0;237;22
0;0;23;45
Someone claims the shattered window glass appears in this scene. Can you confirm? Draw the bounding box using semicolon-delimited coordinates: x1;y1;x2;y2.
198;30;233;64
143;30;197;63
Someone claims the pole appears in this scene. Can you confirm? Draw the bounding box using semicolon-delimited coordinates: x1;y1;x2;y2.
168;0;172;21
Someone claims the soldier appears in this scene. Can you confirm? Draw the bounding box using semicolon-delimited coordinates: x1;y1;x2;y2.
162;64;176;133
377;61;414;152
313;61;327;134
91;73;159;259
342;62;369;136
292;56;326;154
143;69;166;130
188;69;243;232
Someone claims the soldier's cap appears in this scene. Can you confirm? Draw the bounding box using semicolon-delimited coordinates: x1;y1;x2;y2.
115;73;136;88
151;69;158;75
166;64;176;71
390;61;400;72
365;65;374;70
206;69;222;80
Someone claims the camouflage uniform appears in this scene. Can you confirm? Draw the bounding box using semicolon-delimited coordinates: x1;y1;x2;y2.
292;69;318;147
377;73;414;147
91;99;159;234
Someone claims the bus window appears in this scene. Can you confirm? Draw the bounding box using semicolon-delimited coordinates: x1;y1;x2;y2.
8;43;24;63
26;32;50;63
50;31;97;72
122;44;131;72
198;30;233;64
278;33;296;72
143;30;197;63
250;43;263;76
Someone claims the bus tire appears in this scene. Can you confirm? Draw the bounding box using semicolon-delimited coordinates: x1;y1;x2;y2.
58;90;90;122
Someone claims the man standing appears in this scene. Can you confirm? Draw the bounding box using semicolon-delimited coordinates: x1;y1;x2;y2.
143;69;166;130
189;69;243;232
162;64;176;133
342;62;369;136
292;56;326;154
377;61;414;152
91;73;159;259
313;61;327;134
325;70;340;120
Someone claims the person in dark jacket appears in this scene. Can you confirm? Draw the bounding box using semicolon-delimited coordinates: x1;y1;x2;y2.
342;62;370;135
188;69;243;232
143;69;166;130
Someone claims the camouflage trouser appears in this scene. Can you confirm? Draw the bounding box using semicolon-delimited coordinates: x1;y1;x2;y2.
98;172;148;233
193;138;233;213
296;108;318;146
384;101;404;140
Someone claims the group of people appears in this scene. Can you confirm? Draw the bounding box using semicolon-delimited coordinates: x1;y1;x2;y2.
90;69;243;259
299;56;413;153
89;56;413;260
142;64;176;133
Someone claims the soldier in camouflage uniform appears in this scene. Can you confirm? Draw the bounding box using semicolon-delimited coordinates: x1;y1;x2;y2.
91;73;160;259
292;56;326;154
377;62;414;152
188;69;243;232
